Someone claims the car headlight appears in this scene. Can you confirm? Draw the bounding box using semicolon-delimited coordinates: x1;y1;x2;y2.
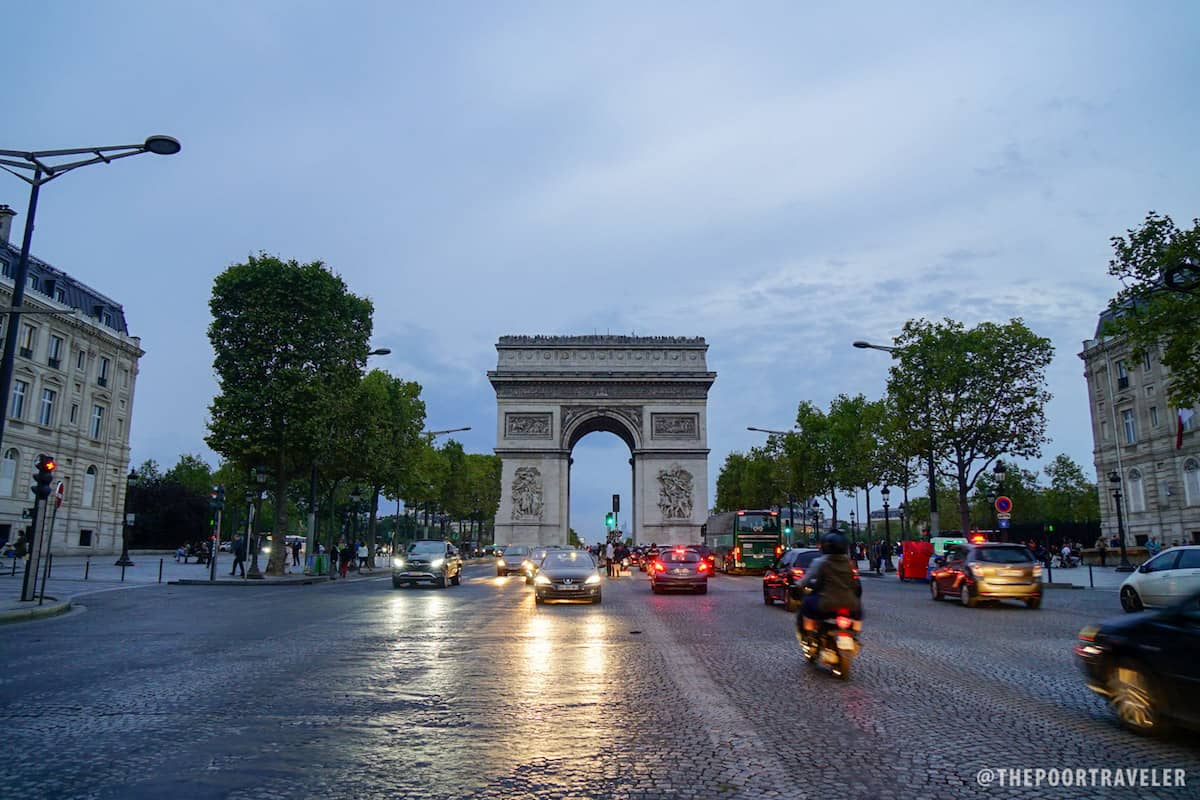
585;574;600;585
497;558;504;566
431;558;445;569
392;558;406;568
522;560;533;570
534;574;551;585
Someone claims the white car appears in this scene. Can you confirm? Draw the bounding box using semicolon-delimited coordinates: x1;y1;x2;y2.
1119;545;1200;612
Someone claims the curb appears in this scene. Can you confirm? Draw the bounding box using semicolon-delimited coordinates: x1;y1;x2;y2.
0;597;72;624
171;576;326;586
1043;583;1086;590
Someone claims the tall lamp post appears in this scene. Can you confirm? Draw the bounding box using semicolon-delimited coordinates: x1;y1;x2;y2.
881;486;894;572
853;340;939;538
1108;472;1134;572
810;500;820;541
115;469;137;567
0;136;181;451
898;502;908;539
246;466;267;579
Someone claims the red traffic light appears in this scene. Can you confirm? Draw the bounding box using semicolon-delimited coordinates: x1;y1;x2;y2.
37;456;55;472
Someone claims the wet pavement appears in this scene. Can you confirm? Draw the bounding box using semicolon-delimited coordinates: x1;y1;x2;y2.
1;563;1197;799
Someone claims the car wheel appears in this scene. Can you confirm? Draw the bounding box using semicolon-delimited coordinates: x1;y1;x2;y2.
497;569;505;577
392;577;404;589
451;570;461;586
1108;660;1167;735
1120;586;1143;613
525;576;533;585
651;584;661;594
763;588;774;605
959;582;975;608
697;584;708;595
930;580;943;601
593;593;602;605
535;595;545;605
1025;596;1041;609
440;574;450;589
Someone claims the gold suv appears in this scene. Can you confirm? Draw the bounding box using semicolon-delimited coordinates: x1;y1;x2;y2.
930;543;1043;609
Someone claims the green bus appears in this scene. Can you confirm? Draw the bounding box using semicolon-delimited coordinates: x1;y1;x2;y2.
704;509;783;574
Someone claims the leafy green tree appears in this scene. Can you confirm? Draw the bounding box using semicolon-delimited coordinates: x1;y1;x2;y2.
206;253;372;576
1042;454;1100;524
164;454;214;495
792;401;841;525
1105;213;1200;409
464;453;502;543
888;318;1055;535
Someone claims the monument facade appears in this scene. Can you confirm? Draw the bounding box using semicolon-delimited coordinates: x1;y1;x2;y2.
489;336;715;546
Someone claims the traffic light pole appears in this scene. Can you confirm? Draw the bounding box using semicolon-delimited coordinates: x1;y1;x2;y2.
22;454;56;601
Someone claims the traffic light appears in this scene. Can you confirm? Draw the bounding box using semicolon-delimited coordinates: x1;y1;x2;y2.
33;454;56;499
1047;524;1054;533
605;512;615;529
210;484;226;510
784;525;793;536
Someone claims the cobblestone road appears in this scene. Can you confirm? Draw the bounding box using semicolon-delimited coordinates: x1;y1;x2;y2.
1;564;1197;799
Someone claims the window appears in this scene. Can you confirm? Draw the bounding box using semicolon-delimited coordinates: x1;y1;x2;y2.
10;380;28;419
1142;550;1179;572
1116;359;1129;389
120;368;128;388
1179;549;1200;569
38;389;56;426
26;275;38;291
0;448;16;497
102;311;113;328
1185;459;1200;507
1127;468;1146;513
19;324;36;358
0;259;9;278
1185;410;1197;433
115;418;123;437
1122;409;1137;444
78;529;93;547
69;403;78;425
1150;407;1160;428
82;466;97;507
48;335;63;368
54;287;66;303
1101;420;1110;441
98;357;110;387
76;350;86;371
1145;385;1155;396
1143;351;1152;371
90;405;105;438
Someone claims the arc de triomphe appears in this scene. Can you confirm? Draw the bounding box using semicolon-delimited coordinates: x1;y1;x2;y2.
489;335;716;546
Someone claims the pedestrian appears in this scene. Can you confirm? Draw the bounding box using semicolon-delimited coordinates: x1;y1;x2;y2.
14;534;28;561
230;535;246;577
1146;536;1161;557
339;541;352;578
605;540;616;577
292;538;302;566
357;542;369;570
1095;536;1107;568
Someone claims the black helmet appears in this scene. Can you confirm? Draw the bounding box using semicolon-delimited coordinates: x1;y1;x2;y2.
820;532;849;555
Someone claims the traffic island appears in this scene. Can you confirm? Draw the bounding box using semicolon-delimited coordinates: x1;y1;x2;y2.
0;596;72;624
171;575;326;586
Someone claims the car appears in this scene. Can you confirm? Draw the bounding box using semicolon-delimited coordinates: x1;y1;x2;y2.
533;550;603;604
929;542;1042;608
686;544;717;574
1118;546;1200;612
523;547;552;584
762;548;823;612
650;546;710;594
392;539;462;589
496;544;531;576
1076;590;1200;734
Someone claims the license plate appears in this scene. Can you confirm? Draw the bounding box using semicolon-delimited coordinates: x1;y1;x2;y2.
558;584;579;590
673;569;690;575
1002;570;1024;577
836;636;855;651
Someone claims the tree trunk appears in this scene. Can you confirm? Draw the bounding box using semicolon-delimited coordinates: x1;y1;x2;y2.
265;460;289;576
957;470;972;537
367;485;381;568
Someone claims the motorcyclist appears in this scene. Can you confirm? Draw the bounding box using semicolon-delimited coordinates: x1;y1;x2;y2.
798;531;863;636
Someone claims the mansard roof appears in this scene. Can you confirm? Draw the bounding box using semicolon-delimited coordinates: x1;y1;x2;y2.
0;241;130;335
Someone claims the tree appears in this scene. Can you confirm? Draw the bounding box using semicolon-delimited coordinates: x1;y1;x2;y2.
206;253;372;576
792;401;842;526
888;317;1055;535
1105;213;1200;409
164;454;214;495
1042;454;1100;524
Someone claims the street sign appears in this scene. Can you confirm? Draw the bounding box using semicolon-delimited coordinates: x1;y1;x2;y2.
998;518;1011;529
997;512;1011;520
54;481;65;509
995;496;1013;514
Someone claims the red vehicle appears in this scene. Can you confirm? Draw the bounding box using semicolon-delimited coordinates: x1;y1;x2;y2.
897;540;933;582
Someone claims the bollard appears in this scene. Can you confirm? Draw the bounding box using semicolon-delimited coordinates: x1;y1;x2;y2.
121;563;126;582
1047;562;1053;584
85;558;90;580
159;558;164;584
1089;564;1094;588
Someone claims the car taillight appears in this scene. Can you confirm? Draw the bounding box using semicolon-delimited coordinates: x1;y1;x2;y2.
836;616;852;630
791;568;805;578
697;561;709;572
654;561;666;572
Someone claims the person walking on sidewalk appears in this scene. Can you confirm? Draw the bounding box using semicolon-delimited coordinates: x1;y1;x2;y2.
1095;536;1107;567
605;541;616;578
339;541;353;578
291;538;302;566
230;535;246;577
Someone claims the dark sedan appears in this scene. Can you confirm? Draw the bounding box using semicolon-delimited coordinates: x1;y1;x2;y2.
1075;590;1200;735
533;550;602;604
762;548;822;612
650;548;709;594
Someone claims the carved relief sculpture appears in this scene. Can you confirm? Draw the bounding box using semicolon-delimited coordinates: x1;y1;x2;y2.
511;467;544;520
652;413;698;439
506;413;552;438
656;465;694;520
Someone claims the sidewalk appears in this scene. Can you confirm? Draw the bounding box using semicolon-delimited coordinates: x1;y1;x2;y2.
0;551;381;623
857;562;1129;590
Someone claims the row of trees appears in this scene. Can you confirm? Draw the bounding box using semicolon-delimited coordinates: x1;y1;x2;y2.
716;317;1087;537
187;253;499;574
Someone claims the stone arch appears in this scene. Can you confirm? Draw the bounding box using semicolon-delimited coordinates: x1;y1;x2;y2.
490;335;715;546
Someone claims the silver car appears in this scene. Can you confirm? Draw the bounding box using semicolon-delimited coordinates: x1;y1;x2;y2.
496;544;532;577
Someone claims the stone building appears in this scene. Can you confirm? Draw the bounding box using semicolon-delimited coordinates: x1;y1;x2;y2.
1080;309;1200;549
0;204;141;555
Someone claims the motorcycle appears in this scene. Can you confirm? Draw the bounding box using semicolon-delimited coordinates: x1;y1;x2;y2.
796;603;861;680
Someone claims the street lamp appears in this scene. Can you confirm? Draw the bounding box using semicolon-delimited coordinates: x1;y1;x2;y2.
898;502;908;539
0;136;181;450
853;339;940;539
986;492;997;536
245;466;267;579
881;486;894;572
1108;471;1134;572
992;460;1008;540
810;499;820;541
849;510;857;553
115;469;137;567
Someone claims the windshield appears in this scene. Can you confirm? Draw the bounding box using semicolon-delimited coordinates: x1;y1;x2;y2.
735;513;781;533
975;546;1035;564
504;546;529;556
408;541;445;554
544;551;595;567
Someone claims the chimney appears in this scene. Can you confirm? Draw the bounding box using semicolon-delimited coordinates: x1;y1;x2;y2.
0;205;15;246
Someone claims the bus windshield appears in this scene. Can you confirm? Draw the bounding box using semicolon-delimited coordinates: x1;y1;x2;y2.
735;513;781;534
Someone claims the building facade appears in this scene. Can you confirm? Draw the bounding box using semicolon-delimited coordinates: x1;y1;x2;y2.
0;204;142;555
1080;310;1200;549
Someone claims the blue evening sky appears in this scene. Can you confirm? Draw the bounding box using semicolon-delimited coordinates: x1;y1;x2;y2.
4;2;1199;544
